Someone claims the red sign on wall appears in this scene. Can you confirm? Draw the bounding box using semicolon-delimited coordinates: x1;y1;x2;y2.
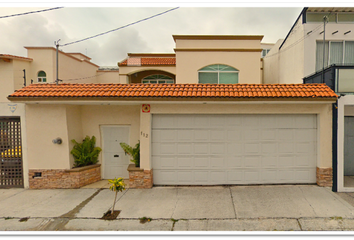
142;104;150;113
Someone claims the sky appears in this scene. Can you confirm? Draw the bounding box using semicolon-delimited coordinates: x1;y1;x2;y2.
0;5;307;67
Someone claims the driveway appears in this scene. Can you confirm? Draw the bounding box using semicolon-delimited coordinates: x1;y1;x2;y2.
1;185;354;231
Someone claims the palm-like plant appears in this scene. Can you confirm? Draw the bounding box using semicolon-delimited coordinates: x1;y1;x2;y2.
120;141;140;167
108;178;126;214
71;136;102;167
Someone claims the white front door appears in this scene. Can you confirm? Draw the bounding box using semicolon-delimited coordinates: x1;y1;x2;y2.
101;125;130;179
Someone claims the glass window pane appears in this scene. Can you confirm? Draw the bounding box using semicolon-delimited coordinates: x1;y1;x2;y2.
330;42;343;65
219;72;238;84
338;13;354;22
43;78;46;82
198;72;218;83
142;80;148;84
150;80;157;84
345;41;354;64
316;41;329;71
307;13;336;22
199;65;219;71
158;80;166;84
166;80;174;84
38;71;46;77
338;69;354;92
219;65;238;71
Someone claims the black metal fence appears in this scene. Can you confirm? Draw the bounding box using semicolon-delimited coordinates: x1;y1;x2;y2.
0;117;23;188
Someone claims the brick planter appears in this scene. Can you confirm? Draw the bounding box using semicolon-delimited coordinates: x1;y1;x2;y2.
29;164;101;189
127;164;153;189
316;167;333;187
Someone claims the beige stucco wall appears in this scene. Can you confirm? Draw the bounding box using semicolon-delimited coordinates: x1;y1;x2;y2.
278;16;305;84
263;39;283;84
26;48;99;84
175;51;262;84
0;60;15;102
80;105;140;164
175;39;262;49
139;102;333;170
66;105;83;167
25;104;70;169
96;71;120;83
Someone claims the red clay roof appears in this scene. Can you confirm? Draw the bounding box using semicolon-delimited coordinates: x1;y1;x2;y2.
119;57;176;66
8;83;337;100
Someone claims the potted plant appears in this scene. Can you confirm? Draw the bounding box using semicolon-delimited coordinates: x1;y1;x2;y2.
120;141;140;167
70;136;102;168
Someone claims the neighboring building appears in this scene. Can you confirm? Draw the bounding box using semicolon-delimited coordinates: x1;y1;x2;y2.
0;47;119;189
264;7;354;192
263;7;354;84
7;35;337;190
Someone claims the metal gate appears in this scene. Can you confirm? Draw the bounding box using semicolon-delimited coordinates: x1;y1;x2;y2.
0;117;23;188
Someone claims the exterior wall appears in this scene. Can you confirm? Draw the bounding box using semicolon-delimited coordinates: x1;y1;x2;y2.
175;51;262;84
278;16;305;84
80;105;140;171
25;104;71;169
26;48;56;84
26;48;99;84
174;37;262;84
139;102;333;173
0;60;15;102
96;70;120;83
303;22;354;77
66;105;83;167
263;39;283;84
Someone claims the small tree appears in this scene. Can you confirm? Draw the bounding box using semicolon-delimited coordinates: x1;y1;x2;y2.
71;136;102;167
120;141;140;167
108;178;126;214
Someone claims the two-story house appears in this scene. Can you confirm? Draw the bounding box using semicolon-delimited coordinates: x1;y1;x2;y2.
7;35;337;190
263;7;354;192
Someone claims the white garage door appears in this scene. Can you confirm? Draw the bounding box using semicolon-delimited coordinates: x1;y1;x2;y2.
152;114;317;185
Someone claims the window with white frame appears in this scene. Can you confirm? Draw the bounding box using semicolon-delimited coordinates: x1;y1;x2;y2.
198;64;239;84
142;74;174;84
262;49;270;58
316;41;354;71
37;71;47;83
307;12;354;23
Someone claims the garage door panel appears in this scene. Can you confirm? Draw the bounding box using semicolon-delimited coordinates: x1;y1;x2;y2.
194;157;209;168
152;114;317;185
194;143;209;154
244;143;260;154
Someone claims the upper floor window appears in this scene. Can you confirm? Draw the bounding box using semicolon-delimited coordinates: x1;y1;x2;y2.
262;49;270;58
142;74;174;84
316;41;354;71
37;71;47;83
306;12;354;23
198;64;239;84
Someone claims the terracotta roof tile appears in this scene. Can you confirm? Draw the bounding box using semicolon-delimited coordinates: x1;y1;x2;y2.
119;57;176;66
8;83;338;101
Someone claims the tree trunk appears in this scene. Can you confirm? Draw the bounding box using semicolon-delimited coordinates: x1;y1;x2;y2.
111;191;118;214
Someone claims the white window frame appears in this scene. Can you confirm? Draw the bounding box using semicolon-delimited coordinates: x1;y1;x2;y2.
37;71;47;83
142;74;174;84
198;64;239;84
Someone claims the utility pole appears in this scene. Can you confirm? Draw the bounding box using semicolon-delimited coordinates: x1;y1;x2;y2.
55;39;60;85
322;16;328;83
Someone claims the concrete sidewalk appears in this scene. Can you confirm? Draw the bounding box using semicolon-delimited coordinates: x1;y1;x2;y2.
1;185;354;231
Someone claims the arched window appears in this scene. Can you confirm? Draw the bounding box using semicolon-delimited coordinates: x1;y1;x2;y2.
37;71;47;83
198;64;238;84
142;74;174;84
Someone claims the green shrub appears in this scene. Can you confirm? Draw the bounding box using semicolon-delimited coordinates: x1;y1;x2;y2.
71;136;102;168
120;141;140;167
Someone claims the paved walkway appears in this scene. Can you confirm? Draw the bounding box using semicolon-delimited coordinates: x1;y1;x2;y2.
1;185;354;231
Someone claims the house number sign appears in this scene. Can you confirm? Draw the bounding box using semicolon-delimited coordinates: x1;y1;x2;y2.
142;104;150;113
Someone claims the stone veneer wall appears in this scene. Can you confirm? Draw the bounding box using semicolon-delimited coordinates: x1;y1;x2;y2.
29;164;101;189
316;167;333;187
127;164;153;189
